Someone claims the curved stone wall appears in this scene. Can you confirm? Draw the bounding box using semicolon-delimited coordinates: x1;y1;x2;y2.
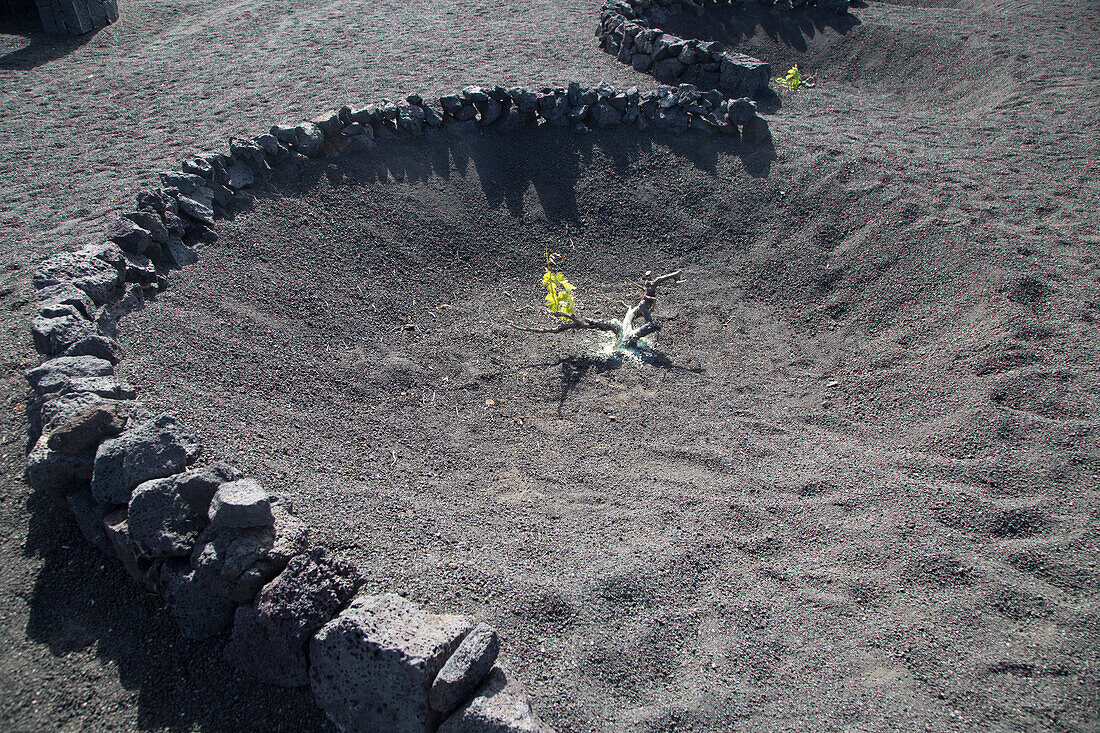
23;80;772;731
597;0;849;93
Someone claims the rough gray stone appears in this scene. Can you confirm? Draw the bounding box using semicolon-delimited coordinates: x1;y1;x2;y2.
26;356;113;396
719;53;771;97
631;53;653;72
397;104;425;136
593;100;623;128
165;237;198;269
103;509;161;589
294;123;324;157
726;97;758;126
175;193;215;227
40;374;135;402
26;432;95;503
67;488;113;555
309;593;474;733
224;548;362;687
226;162;255;190
58;335;123;364
121;252;156;286
440;95;464;115
478;98;503;126
312;112;342;141
160;559;236;640
430;624;501;715
123;210;169;244
462;86;489;104
229;138;267;171
257;549;362;649
158;171;208;195
90;413;202;505
108;217;154;255
224;604;307;686
438;666;554;733
230;502;310;602
32;313;98;356
209;478;273;529
29;391;142;443
182;156;214;177
33;281;95;320
46;400;135;454
128;463;243;559
192;498;309;603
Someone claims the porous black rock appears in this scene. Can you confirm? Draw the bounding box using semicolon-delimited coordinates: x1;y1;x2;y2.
128;463;243;559
223;548;362;687
90;413;202;505
160;559;237;640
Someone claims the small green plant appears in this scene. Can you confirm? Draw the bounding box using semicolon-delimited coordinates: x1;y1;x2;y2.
514;253;682;353
775;64;815;91
542;250;576;318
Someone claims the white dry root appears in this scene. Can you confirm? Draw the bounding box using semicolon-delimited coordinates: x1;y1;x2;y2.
512;269;682;351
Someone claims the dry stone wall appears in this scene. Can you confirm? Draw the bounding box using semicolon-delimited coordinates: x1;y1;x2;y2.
598;0;849;93
23;78;777;731
31;0;118;35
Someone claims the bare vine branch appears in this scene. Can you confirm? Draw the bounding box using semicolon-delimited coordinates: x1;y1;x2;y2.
515;268;683;351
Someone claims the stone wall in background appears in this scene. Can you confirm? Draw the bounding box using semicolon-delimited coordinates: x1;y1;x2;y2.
23;80;774;732
597;0;849;93
30;0;118;35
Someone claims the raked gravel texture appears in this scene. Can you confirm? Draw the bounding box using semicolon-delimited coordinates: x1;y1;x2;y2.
3;0;1100;732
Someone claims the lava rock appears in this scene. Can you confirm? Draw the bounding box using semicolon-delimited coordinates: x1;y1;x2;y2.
90;413;202;505
192;497;309;603
224;548;362;687
31;313;99;357
26;432;96;503
294;123;324;158
742;114;771;145
121;252;157;286
67;488;113;555
158;171;208;195
33;282;96;320
719;53;771;97
182;156;214;177
128;462;243;559
726;97;758;126
103;509;161;589
430;624;501;715
46;400;135;454
175;193;215;227
160;559;236;640
438;665;553;733
440;95;465;116
309;593;474;733
593;99;623;128
33;243;125;305
226;162;255;190
59;335;123;364
164;237;198;269
108;217;154;255
26;356;113;396
208;478;273;529
123;210;169;244
229;138;267;171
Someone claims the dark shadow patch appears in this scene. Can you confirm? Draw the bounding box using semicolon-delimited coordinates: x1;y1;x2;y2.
22;489;333;731
903;553;974;587
1006;276;1049;307
990;586;1051;622
1006;550;1097;594
0;15;98;70
657;2;862;55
